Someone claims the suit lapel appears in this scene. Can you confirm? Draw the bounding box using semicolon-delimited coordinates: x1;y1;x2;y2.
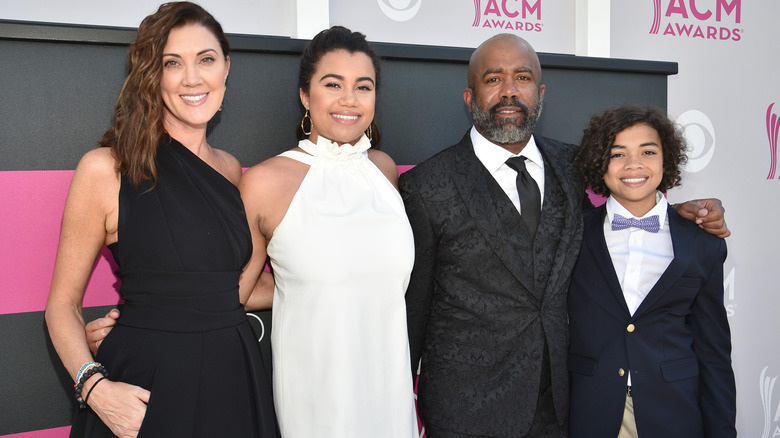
633;206;694;317
582;205;631;315
535;137;582;299
449;136;538;299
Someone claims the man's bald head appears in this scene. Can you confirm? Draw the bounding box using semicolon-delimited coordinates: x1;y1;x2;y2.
468;34;542;89
463;34;545;152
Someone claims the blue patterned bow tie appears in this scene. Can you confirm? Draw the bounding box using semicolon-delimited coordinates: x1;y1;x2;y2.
611;213;660;233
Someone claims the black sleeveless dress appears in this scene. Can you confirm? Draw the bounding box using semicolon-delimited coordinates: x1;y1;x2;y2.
71;139;277;437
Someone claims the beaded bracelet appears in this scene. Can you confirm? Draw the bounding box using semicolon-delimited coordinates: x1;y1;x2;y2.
84;376;107;405
75;361;97;383
74;363;108;409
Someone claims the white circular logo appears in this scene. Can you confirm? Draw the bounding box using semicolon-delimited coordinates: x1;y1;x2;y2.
377;0;422;22
677;109;716;173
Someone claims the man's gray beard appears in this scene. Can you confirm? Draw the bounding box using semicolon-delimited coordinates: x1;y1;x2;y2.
470;96;543;145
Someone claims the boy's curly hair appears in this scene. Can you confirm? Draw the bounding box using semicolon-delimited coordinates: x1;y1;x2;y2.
574;105;688;197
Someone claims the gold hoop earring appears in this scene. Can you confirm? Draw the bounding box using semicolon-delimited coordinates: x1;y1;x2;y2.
301;110;312;136
366;124;373;142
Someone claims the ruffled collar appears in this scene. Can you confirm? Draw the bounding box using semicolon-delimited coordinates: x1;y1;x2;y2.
297;134;371;160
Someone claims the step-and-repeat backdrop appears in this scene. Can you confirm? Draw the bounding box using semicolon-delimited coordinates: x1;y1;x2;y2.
3;0;777;437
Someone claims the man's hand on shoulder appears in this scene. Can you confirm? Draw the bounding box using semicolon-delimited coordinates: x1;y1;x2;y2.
675;198;731;238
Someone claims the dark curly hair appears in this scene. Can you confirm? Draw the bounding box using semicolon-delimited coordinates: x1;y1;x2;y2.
297;26;382;146
574;105;687;197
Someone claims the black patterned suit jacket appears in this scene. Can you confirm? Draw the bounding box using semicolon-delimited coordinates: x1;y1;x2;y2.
400;132;585;437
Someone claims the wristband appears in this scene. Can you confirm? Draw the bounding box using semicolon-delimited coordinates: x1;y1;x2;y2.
84;376;108;405
74;363;108;409
75;361;97;383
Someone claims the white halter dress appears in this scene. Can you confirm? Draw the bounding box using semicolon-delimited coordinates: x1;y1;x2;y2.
267;135;417;438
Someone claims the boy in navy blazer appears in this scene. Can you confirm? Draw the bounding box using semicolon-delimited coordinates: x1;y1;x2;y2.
567;105;736;438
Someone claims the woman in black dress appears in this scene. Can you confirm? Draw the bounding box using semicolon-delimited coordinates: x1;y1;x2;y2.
45;3;276;436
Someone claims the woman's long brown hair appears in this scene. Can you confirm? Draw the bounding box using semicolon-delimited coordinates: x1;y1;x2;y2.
99;1;230;186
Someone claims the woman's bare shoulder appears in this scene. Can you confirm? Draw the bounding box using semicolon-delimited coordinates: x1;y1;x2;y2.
78;146;116;170
73;147;120;185
242;152;307;186
239;150;310;236
367;148;399;188
210;148;242;185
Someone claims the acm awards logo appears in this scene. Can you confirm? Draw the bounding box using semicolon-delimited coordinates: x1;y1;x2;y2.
649;0;742;41
766;103;780;180
760;366;780;437
376;0;543;32
471;0;543;33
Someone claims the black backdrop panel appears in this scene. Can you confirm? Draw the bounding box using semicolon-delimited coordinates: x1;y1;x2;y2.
0;20;676;171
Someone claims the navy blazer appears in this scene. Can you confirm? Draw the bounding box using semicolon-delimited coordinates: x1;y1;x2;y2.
567;204;736;438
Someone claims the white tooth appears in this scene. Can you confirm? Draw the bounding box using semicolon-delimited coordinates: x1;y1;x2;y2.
622;178;646;183
333;114;358;120
181;94;206;102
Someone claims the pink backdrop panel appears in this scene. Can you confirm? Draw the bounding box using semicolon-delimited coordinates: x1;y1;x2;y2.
0;170;121;316
588;190;606;207
1;426;70;438
397;165;414;175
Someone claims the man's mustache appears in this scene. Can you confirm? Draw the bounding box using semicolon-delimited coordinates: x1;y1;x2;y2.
489;98;530;117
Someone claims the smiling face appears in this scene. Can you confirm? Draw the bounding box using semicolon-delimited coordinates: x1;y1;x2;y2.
160;23;229;135
464;35;545;154
604;123;665;216
299;49;376;146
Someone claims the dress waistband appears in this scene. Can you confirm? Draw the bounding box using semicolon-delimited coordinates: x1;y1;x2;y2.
118;289;248;333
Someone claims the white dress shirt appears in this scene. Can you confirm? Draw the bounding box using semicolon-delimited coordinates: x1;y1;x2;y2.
604;192;674;386
471;127;545;213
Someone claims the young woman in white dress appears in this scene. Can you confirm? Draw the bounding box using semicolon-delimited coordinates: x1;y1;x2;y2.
238;26;418;438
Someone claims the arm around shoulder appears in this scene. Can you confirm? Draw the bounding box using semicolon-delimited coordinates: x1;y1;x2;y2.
674;198;730;238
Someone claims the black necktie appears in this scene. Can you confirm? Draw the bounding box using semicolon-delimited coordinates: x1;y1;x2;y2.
505;156;541;234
